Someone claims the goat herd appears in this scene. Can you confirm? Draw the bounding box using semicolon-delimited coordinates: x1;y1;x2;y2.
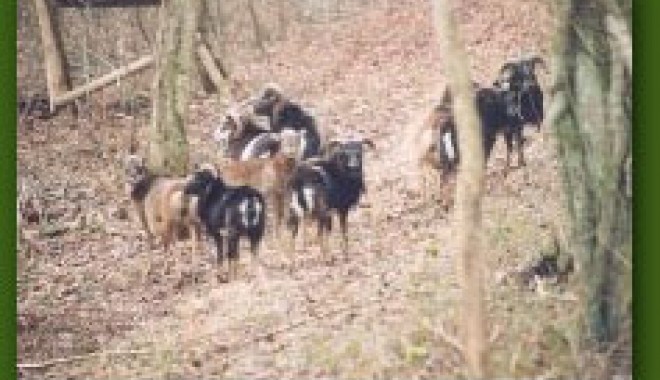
124;55;546;282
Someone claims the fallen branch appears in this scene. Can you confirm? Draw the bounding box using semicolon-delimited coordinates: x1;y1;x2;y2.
17;349;153;370
52;55;154;108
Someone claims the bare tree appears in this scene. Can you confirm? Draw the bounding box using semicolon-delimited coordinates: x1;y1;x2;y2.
148;0;200;175
549;0;631;346
431;0;488;377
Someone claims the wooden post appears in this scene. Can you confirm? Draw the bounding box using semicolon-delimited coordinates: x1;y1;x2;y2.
33;0;70;111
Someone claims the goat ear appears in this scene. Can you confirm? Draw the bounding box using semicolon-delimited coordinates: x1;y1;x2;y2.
499;62;516;77
362;138;376;149
528;56;547;71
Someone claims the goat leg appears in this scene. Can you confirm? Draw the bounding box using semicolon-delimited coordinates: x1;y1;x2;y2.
338;210;349;259
419;170;428;203
287;213;299;259
162;224;175;278
504;132;514;173
249;235;267;281
318;214;329;263
516;128;526;167
212;232;226;282
227;235;240;281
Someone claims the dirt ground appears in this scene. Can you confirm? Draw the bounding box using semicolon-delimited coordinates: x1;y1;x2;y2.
17;0;631;378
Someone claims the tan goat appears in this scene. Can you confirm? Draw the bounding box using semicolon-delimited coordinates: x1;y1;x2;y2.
416;104;459;209
124;155;202;256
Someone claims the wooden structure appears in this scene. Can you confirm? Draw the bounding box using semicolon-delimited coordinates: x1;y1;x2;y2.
35;0;229;112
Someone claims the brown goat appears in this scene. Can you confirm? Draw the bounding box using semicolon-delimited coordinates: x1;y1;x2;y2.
124;155;202;256
213;153;298;241
417;104;459;209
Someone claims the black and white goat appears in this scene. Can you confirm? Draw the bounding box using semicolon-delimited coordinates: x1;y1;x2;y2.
253;84;323;160
184;169;266;281
287;138;374;258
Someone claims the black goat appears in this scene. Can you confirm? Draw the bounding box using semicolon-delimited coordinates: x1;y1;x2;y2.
495;56;545;132
184;169;266;281
253;84;322;160
288;138;374;257
440;80;541;170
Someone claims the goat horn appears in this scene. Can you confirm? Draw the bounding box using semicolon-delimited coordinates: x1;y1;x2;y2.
499;62;517;74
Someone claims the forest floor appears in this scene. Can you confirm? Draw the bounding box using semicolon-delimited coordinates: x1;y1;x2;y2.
17;0;630;378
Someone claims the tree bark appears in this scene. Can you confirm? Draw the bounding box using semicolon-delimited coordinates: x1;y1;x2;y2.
148;0;199;176
432;0;488;377
549;0;631;345
33;0;70;111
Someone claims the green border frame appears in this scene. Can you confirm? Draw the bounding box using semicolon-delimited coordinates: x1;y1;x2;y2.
3;1;657;379
2;1;17;378
634;1;659;379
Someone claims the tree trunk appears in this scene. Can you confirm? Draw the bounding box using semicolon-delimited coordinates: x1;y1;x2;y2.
247;0;268;54
549;0;631;345
432;0;488;377
148;0;200;176
33;0;70;111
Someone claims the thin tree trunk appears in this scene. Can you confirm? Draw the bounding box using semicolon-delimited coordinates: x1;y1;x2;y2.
148;0;199;175
33;0;70;111
247;0;267;54
431;0;488;377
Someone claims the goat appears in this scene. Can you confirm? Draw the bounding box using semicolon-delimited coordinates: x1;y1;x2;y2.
184;169;266;281
287;138;374;258
123;155;201;263
417;103;459;207
495;56;546;132
211;151;298;241
286;164;333;257
213;107;278;160
440;78;539;170
253;83;323;160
